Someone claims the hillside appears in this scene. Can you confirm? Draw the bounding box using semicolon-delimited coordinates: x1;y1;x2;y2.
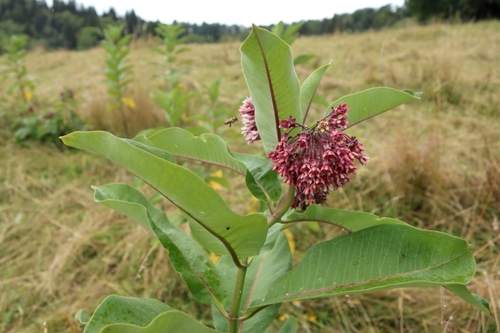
1;21;499;332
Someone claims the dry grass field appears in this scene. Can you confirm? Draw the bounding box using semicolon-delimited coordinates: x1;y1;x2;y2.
1;20;499;332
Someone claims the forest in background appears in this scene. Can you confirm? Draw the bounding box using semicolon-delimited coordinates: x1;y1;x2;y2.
0;0;499;51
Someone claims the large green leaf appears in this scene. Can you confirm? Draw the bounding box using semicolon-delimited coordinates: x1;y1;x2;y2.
326;87;421;127
61;131;268;260
241;25;301;153
136;128;281;203
100;310;218;333
232;152;282;202
134;127;246;174
250;224;479;311
83;295;172;333
92;183;227;304
285;205;406;233
213;233;292;333
300;62;330;124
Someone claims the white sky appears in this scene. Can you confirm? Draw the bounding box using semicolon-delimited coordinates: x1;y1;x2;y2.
44;0;406;26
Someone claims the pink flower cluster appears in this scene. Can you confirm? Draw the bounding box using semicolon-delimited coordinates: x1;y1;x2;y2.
238;97;261;144
268;103;369;210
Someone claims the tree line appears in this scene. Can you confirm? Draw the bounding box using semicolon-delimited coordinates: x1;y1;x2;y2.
0;0;498;52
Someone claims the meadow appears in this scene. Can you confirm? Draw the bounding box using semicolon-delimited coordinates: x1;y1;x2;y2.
1;20;499;332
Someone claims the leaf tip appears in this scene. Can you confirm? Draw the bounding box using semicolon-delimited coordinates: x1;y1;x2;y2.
402;89;422;99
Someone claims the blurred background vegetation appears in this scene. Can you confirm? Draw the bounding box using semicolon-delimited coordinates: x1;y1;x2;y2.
0;0;499;332
0;0;499;52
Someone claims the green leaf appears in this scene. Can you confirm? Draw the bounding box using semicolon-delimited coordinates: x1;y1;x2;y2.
83;295;172;333
240;25;301;153
232;153;282;202
260;222;284;254
104;72;119;82
270;22;284;38
293;54;315;66
100;310;218;333
326;87;421;127
281;23;303;45
285;205;406;233
61;131;268;260
251;224;477;309
123;139;175;163
92;183;227;304
105;59;119;69
116;34;133;49
213;233;292;333
75;310;90;324
206;78;221;103
106;87;121;97
299;62;331;124
134;127;246;174
445;284;490;315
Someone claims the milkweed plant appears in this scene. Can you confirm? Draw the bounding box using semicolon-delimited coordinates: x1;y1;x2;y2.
64;25;489;333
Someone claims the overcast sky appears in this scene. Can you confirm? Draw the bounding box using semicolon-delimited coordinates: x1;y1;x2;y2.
44;0;406;26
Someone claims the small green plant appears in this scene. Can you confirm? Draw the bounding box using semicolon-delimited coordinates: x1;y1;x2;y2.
199;78;231;133
151;23;193;128
101;24;135;136
14;87;86;147
2;34;36;111
184;78;237;135
151;23;191;86
63;25;489;333
151;83;191;127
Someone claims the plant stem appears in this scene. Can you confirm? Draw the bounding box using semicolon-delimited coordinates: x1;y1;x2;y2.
268;186;295;226
227;260;248;333
119;103;129;137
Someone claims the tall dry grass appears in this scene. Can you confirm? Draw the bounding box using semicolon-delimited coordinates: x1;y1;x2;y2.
1;21;499;332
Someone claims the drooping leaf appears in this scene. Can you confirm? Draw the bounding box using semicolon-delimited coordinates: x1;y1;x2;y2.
260;222;284;254
83;295;172;333
326;87;421;127
92;183;227;304
300;62;331;124
100;310;218;333
213;233;292;333
285;205;406;233
241;25;301;153
232;152;282;202
61;131;268;260
445;284;490;315
251;224;479;312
